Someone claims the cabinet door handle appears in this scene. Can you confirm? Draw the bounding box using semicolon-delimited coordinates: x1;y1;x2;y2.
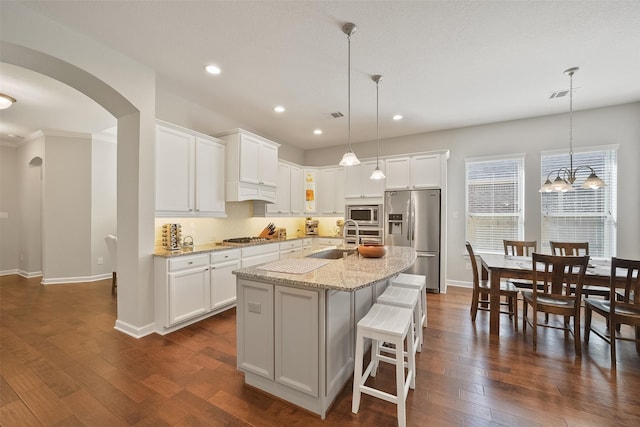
187;261;193;265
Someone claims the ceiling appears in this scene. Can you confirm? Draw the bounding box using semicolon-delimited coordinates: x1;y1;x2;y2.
1;1;639;150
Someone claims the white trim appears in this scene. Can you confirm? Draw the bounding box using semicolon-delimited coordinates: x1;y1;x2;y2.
41;273;112;285
540;143;620;156
114;320;156;339
465;152;526;163
446;280;473;289
7;270;44;278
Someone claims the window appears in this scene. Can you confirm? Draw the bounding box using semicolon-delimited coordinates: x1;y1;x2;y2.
465;155;525;253
540;147;617;258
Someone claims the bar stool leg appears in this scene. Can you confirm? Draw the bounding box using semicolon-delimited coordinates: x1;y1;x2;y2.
395;341;406;427
352;328;364;414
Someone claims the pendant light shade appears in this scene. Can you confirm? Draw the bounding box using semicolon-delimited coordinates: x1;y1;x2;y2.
338;22;360;167
370;74;385;180
0;93;17;109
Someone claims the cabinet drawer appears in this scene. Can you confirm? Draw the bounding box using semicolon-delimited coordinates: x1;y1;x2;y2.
302;238;313;247
210;249;241;264
317;237;343;247
169;254;209;272
242;243;279;258
279;240;303;250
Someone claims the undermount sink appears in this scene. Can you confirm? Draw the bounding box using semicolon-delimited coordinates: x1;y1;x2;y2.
306;248;356;260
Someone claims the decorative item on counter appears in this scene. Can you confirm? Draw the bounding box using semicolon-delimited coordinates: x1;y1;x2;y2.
161;223;182;251
275;227;287;239
182;235;194;251
335;219;344;237
305;217;319;235
358;242;386;258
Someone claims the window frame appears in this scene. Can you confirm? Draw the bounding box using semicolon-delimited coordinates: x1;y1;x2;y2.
465;153;525;254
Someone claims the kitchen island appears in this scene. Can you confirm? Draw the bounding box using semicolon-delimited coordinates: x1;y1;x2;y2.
233;246;416;419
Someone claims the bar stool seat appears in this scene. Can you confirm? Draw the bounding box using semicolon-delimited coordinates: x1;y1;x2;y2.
390;273;427;327
352;303;416;427
377;286;422;352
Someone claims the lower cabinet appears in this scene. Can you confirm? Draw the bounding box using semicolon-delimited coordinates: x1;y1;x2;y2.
274;285;319;396
210;249;241;311
168;261;210;326
236;277;380;418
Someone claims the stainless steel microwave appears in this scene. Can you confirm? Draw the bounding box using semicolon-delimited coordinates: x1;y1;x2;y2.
346;204;382;227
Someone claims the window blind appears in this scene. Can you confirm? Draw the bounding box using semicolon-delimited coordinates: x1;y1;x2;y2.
540;149;617;257
466;156;524;253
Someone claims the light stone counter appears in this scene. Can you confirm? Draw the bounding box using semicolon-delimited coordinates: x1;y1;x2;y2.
233;246;416;292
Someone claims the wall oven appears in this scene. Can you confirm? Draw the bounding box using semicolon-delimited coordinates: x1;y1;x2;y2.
346;204;382;227
344;227;384;245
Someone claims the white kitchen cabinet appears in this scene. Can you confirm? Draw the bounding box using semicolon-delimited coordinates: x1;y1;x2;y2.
210;249;241;311
344;160;385;200
258;162;303;216
155;122;226;217
279;239;303;259
301;238;314;255
384;157;412;190
317;167;345;215
165;254;210;327
274;285;319;397
215;129;280;203
385;153;443;190
411;154;441;188
241;243;280;268
237;279;274;380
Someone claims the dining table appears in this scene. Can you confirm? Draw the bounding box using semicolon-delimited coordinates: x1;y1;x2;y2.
479;253;614;336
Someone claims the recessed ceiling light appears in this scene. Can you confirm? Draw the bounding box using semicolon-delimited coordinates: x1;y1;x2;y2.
313;129;322;135
274;106;285;113
393;114;403;121
204;64;221;75
0;93;17;109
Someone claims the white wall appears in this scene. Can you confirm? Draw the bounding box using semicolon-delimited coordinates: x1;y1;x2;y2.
91;135;117;277
306;102;640;285
0;145;19;273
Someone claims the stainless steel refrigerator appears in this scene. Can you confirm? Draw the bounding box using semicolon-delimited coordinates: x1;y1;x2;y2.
384;189;441;292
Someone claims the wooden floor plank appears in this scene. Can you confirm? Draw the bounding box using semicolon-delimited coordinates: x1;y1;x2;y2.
2;276;640;426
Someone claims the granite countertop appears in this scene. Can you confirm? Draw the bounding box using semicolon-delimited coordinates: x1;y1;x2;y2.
233;246;416;292
153;235;344;258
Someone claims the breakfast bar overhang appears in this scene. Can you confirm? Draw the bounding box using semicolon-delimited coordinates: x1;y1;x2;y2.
233;246;416;418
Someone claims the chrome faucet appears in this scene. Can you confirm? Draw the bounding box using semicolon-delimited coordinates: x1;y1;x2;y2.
343;219;360;247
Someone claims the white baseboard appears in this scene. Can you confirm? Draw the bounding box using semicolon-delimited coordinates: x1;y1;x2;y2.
41;273;112;285
1;269;44;278
114;319;156;339
446;280;473;289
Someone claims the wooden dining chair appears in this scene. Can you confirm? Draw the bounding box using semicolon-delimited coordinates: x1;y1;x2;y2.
504;240;537;257
522;253;589;356
584;257;640;369
550;241;589;256
550;241;609;299
466;242;519;331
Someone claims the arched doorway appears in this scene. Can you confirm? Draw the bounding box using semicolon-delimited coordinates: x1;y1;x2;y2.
1;40;156;337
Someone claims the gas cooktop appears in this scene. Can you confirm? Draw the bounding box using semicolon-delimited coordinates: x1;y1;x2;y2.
223;237;268;244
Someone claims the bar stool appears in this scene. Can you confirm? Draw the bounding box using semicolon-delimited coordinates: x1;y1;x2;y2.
377;286;422;352
352;303;416;427
390;273;427;327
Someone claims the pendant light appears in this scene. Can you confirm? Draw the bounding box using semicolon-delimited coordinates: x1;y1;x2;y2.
539;67;605;192
369;75;385;180
338;22;360;167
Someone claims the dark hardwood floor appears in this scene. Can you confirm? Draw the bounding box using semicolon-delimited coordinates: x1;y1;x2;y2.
2;274;639;426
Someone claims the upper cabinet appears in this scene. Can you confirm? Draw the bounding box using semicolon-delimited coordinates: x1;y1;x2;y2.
257;161;304;216
317;167;345;215
155;122;226;217
385;153;445;190
344;160;385;200
215;129;280;203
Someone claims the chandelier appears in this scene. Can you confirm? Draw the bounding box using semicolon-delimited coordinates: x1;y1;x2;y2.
539;67;605;192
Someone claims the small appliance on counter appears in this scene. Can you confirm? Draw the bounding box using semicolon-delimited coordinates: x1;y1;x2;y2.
275;227;287;239
335;219;345;237
305;217;319;235
161;223;182;251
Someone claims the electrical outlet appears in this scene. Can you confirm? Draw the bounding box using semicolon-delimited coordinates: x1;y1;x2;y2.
97;257;104;265
248;302;262;314
466;263;472;271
